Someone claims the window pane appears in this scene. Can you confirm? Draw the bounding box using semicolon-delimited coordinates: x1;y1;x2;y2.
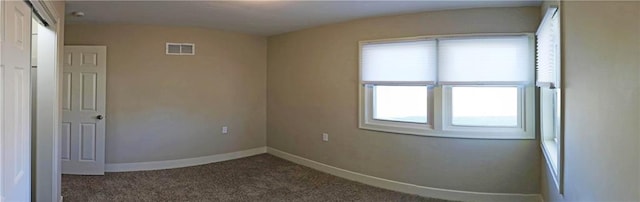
373;86;427;123
540;88;556;140
451;87;518;126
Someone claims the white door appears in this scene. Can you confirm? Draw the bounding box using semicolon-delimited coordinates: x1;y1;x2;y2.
0;1;32;201
62;46;106;175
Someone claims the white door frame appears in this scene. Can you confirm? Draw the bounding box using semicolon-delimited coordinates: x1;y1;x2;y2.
34;19;62;202
29;1;63;201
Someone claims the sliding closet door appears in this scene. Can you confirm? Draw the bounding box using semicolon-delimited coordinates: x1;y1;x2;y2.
0;1;32;201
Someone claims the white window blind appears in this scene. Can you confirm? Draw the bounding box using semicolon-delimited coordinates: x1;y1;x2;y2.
361;40;437;84
536;7;560;88
438;36;532;85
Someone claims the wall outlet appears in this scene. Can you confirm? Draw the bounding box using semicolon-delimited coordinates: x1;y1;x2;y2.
222;126;228;134
322;133;329;142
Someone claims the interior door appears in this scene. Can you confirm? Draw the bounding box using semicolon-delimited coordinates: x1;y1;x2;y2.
0;1;32;201
62;46;107;175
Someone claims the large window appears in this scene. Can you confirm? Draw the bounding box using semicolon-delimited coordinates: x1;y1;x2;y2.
359;34;534;139
538;6;563;193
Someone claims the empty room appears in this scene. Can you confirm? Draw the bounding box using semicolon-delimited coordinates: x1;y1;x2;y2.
0;0;639;202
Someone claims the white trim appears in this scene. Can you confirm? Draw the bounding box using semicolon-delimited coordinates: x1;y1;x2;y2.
539;88;564;194
36;18;61;202
267;147;541;202
360;32;532;45
536;6;558;36
105;147;266;172
0;2;4;200
439;81;531;85
29;1;58;26
53;15;63;202
361;81;436;85
541;141;560;189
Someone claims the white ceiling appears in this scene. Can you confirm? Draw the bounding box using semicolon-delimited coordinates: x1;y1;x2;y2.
65;1;541;36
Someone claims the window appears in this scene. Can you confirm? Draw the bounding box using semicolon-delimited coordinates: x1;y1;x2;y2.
359;34;534;139
541;88;560;168
449;86;519;127
537;6;563;193
359;39;436;135
373;85;428;123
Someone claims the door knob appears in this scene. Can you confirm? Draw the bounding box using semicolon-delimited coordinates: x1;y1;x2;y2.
96;115;104;120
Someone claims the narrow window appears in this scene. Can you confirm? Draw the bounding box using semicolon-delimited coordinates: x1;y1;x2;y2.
537;6;563;193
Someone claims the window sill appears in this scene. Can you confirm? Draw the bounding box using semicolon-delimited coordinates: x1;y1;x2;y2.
359;122;432;137
358;124;534;140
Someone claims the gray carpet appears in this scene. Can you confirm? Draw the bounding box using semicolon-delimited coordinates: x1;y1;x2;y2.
62;154;450;202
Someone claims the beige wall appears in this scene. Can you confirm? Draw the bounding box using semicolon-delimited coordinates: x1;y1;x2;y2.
65;24;267;164
59;3;640;200
542;1;640;201
267;7;541;193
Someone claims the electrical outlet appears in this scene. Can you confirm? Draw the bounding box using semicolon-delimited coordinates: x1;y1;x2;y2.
322;133;329;142
222;126;228;134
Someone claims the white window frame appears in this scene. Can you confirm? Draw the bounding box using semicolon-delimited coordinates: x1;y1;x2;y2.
538;5;563;194
358;33;536;140
360;83;434;135
442;84;530;133
540;88;562;194
541;88;562;179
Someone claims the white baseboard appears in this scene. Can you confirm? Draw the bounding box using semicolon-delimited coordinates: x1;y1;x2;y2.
267;147;542;202
105;147;267;172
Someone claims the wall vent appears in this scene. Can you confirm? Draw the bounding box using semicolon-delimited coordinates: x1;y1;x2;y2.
166;43;195;55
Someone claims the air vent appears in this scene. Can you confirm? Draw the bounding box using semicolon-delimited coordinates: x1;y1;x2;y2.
166;43;195;55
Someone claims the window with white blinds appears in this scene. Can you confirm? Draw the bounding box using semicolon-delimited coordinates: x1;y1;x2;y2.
538;6;563;193
536;7;560;88
360;39;436;134
359;34;535;139
361;40;437;84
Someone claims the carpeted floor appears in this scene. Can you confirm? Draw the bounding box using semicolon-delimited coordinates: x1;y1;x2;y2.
62;154;450;202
